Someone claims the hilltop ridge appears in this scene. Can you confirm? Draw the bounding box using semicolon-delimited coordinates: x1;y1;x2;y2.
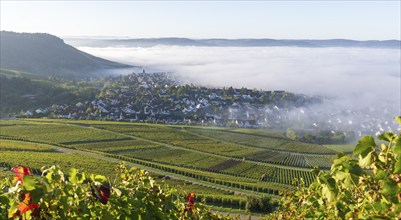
65;37;401;48
0;31;133;78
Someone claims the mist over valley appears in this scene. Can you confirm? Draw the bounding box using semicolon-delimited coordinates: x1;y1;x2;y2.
75;42;401;136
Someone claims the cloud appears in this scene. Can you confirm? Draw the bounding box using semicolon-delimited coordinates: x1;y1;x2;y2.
79;46;401;122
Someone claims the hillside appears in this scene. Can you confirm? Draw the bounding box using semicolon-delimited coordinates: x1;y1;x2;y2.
0;31;133;78
65;37;401;48
0;119;340;215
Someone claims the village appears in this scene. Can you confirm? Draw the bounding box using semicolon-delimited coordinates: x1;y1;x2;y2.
21;73;314;124
19;72;397;138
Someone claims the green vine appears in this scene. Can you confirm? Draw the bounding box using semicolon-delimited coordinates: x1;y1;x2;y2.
265;116;401;219
1;164;239;219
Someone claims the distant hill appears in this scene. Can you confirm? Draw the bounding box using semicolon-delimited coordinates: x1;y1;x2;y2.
0;31;133;78
65;37;401;49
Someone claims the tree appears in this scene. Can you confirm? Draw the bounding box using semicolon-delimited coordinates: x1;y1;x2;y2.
177;86;186;96
286;128;297;140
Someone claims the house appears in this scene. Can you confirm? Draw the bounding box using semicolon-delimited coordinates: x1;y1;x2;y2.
198;98;210;107
140;82;150;89
209;93;218;99
174;104;182;110
24;110;33;116
35;108;48;114
144;106;154;115
182;106;195;114
242;95;253;100
160;110;171;115
123;107;136;114
110;99;119;105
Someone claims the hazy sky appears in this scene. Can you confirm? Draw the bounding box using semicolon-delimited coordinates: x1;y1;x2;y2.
1;1;400;40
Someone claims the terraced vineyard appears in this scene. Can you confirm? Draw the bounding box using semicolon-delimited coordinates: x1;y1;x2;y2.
0;122;127;144
0;139;244;208
0;119;343;210
185;127;337;154
0;139;116;176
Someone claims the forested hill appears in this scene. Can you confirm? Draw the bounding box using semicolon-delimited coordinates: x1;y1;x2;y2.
0;31;132;78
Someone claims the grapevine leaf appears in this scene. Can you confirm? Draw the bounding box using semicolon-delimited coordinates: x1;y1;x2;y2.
382;179;397;197
373;201;389;213
331;155;350;169
333;171;353;188
59;195;68;208
322;184;336;203
22;175;37;191
29;188;44;204
394;203;401;215
358;151;374;169
7;204;18;219
394;156;401;174
69;168;78;184
0;194;9;204
113;187;122;197
377;132;395;142
394;136;401;155
354;136;375;157
319;174;336;189
69;168;85;184
91;174;107;183
373;170;387;181
333;171;348;181
44;169;54;183
22;176;43;204
349;165;363;176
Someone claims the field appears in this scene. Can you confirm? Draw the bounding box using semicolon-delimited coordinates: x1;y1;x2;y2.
0;119;345;211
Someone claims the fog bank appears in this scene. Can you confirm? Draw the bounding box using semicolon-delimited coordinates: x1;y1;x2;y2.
79;46;401;132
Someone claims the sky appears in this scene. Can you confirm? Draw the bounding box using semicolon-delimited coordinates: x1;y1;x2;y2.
1;1;400;40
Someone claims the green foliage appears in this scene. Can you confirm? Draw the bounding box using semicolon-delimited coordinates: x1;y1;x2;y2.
0;164;238;219
265;117;401;219
295;130;355;145
245;196;274;213
0;73;101;114
285;128;297;140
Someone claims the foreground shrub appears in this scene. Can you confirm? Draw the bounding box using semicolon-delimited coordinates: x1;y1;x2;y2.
266;117;401;219
0;163;237;219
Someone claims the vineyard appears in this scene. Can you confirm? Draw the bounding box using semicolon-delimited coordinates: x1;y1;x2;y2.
0;140;117;176
0;119;344;214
